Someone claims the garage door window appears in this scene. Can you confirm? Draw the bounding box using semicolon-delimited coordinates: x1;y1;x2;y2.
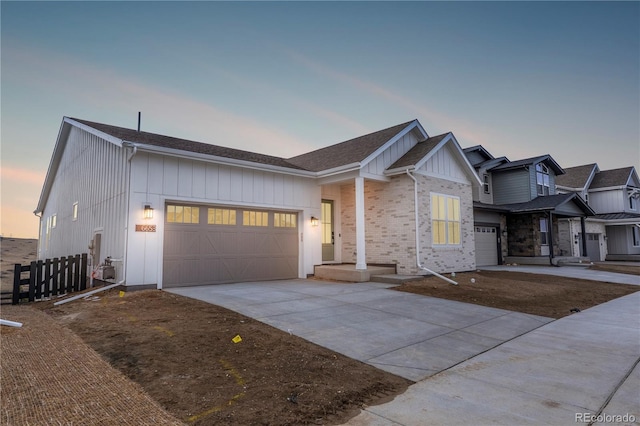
274;213;296;228
208;208;236;225
167;205;200;224
243;210;268;227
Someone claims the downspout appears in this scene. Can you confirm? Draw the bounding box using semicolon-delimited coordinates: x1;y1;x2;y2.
119;143;138;287
406;170;458;285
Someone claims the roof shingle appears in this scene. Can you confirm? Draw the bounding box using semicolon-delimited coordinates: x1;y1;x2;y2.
388;133;448;169
590;167;635;189
555;163;598;189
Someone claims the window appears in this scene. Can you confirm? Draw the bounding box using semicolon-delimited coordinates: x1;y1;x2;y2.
51;214;57;228
243;210;268;227
72;202;78;221
633;226;640;247
540;218;549;245
483;174;490;194
431;194;461;245
536;164;550;196
208;208;236;225
629;192;638;210
274;212;296;228
166;205;200;224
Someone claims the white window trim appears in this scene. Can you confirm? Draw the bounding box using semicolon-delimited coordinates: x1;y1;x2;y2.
632;225;640;247
72;202;78;221
431;192;462;247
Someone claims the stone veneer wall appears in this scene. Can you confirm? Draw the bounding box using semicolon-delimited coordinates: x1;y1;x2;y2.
340;174;475;274
507;213;560;257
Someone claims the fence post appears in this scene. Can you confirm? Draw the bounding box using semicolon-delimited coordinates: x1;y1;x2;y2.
73;254;81;292
66;257;73;293
35;260;44;300
29;261;37;302
12;264;21;305
59;257;66;295
52;258;59;296
80;254;88;290
44;259;52;298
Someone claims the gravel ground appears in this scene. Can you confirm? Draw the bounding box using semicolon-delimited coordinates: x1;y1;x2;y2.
1;305;184;426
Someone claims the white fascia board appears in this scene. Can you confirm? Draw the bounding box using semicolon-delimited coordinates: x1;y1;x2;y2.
385;166;414;176
35;120;73;214
127;142;318;179
315;162;361;178
588;186;628;192
360;120;424;169
64;117;124;147
414;169;472;185
359;171;390;182
556;184;585;192
317;169;361;186
589;217;640;225
414;133;483;186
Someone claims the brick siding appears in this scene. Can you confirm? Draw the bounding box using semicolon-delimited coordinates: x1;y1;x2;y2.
340;174;475;274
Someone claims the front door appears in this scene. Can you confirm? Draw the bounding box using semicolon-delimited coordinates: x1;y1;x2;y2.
321;200;334;262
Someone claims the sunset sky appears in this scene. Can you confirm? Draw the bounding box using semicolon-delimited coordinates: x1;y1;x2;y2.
2;1;638;238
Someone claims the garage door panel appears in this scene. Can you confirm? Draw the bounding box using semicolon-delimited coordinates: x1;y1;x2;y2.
164;205;298;287
475;226;498;267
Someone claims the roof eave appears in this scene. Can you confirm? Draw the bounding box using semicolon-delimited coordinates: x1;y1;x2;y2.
128;142;318;178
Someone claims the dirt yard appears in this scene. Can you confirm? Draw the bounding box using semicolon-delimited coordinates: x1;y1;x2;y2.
0;237;38;295
34;290;410;425
394;270;638;318
2;237;639;425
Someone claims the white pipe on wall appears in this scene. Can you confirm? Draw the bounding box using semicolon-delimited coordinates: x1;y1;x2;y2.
406;170;458;286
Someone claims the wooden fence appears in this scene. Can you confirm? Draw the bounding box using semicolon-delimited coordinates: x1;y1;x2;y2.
12;254;88;305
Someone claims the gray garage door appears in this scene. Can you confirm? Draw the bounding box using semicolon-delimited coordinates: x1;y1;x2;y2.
163;204;298;288
475;226;499;267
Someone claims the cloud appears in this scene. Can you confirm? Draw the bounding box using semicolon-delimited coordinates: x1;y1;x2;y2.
3;43;316;158
285;49;491;145
0;166;45;185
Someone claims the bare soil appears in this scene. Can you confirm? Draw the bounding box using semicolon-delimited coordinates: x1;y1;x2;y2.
3;237;639;425
394;270;638;319
0;237;38;294
36;290;411;425
588;263;640;276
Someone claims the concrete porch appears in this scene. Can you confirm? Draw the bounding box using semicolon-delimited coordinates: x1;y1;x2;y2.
313;264;396;282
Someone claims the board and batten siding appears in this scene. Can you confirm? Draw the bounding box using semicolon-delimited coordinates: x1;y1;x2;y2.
589;189;625;214
419;144;469;182
39;126;128;280
126;152;321;287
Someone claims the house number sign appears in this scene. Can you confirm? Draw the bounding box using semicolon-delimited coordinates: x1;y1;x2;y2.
135;224;157;232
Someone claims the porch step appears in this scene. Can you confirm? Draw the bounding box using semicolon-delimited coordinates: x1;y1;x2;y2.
314;264;396;283
369;274;425;284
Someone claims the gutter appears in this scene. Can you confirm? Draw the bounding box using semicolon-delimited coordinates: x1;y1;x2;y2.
406;170;458;285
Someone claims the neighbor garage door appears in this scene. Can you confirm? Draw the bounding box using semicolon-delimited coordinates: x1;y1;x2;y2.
163;204;298;287
475;226;499;267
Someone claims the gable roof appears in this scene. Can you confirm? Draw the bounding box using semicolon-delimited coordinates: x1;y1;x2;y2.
70;118;306;171
286;120;418;172
388;133;448;169
555;163;598;189
590;166;637;189
462;145;495;166
489;154;564;175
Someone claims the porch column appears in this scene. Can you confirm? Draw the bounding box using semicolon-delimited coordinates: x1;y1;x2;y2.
580;216;587;257
355;176;367;270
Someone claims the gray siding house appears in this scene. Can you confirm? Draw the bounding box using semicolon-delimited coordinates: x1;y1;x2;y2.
464;146;594;266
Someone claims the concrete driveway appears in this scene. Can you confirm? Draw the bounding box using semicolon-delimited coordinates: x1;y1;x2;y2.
168;279;552;381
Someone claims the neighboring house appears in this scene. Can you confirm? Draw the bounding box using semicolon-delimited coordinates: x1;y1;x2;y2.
35;117;481;289
557;165;640;261
463;146;594;266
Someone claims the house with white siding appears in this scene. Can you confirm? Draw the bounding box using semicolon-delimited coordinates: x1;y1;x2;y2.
35;117;481;289
557;164;640;261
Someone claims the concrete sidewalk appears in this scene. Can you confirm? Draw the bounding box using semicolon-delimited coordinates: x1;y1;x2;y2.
168;280;552;381
482;265;639;286
345;292;640;425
